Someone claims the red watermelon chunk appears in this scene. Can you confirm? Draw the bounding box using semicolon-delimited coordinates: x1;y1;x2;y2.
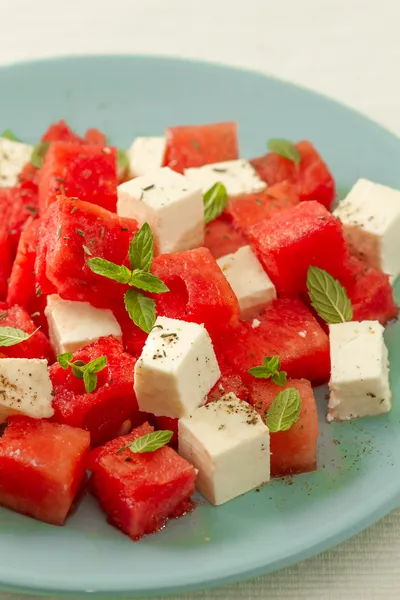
0;227;12;301
0;416;90;525
0;183;39;254
38;142;118;214
204;215;248;259
89;422;196;540
164;122;238;173
217;298;330;384
250;141;335;210
50;336;142;447
247;201;350;296
35;196;138;307
250;379;318;477
226;181;299;231
41;120;85;144
7;218;40;311
0;305;53;362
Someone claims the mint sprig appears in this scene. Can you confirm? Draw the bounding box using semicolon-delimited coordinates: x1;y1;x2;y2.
0;326;40;347
204;182;228;224
265;387;302;433
267;138;301;164
116;430;173;455
86;222;168;333
248;355;287;386
307;266;353;324
1;129;20;142
31;141;50;168
117;149;129;175
57;353;107;393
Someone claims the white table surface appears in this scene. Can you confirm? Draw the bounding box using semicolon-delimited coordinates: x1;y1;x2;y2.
2;0;400;598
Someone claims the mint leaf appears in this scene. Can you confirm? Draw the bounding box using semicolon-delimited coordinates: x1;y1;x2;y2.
116;430;173;455
265;388;302;433
0;326;39;347
204;182;228;225
307;266;353;324
1;129;20;142
267;138;301;164
83;370;97;394
130;270;169;293
271;371;287;386
71;360;86;379
87;257;131;284
129;222;154;272
31;141;50;168
124;288;156;333
86;355;107;374
248;356;281;379
117;149;129;174
57;352;74;369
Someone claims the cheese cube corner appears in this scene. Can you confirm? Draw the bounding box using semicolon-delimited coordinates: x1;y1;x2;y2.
217;245;276;320
127;136;166;177
117;167;204;254
0;137;34;188
178;393;270;505
134;317;220;418
328;320;392;421
184;159;266;196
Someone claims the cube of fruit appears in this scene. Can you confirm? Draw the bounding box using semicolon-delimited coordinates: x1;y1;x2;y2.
334;178;400;282
204;214;247;259
127;137;166;177
0;182;39;253
38;142;118;214
328;321;391;421
250;140;335;210
50;336;140;447
35;196;138;307
250;379;318;477
164;121;238;173
0;137;34;188
117;167;204;254
134;317;220;418
217;245;276;320
247;201;350;296
45;294;122;355
89;422;196;539
185;160;266;196
0;305;53;362
7;217;38;308
41;120;85;144
0;416;90;525
179;393;270;505
0;227;12;301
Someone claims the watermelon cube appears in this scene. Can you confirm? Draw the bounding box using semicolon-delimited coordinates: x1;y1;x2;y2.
250;140;336;210
89;422;196;540
50;336;142;447
0;416;90;525
38;142;118;214
217;298;330;384
204;214;248;259
247;201;350;296
0;182;39;254
7;218;40;310
0;227;12;301
0;305;53;362
250;378;318;477
164;122;238;173
35;196;138;308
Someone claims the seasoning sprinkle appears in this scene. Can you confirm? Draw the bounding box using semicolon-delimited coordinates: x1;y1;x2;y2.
57;226;62;239
71;206;78;214
76;228;85;237
100;227;105;238
142;183;155;191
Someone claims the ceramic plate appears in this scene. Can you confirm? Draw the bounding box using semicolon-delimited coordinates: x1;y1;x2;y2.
0;55;400;598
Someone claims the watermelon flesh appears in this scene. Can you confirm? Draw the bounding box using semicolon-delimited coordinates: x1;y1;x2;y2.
204;215;247;259
0;305;53;362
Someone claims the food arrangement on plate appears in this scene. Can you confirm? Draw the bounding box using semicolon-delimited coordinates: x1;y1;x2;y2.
0;119;398;541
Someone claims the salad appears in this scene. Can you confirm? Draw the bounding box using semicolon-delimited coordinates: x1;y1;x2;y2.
0;120;397;540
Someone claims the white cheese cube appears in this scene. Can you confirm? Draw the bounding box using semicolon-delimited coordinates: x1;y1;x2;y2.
117;167;204;254
127;137;166;177
334;178;400;282
0;137;33;187
45;294;122;355
217;245;276;320
134;316;220;418
178;393;270;505
0;358;54;422
328;320;392;422
184;159;266;197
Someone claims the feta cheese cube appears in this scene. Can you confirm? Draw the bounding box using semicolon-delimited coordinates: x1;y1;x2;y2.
127;137;166;177
0;358;54;422
217;245;276;320
0;137;33;187
178;393;270;505
45;294;122;355
334;178;400;281
117;167;204;254
328;320;392;421
184;159;266;197
134;316;220;418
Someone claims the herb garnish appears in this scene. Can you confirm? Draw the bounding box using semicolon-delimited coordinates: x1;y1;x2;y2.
57;353;107;393
203;182;228;224
307;266;353;324
265;388;302;432
267;138;301;165
0;326;40;347
248;355;287;386
117;149;129;174
1;129;20;142
116;430;173;455
31;141;50;168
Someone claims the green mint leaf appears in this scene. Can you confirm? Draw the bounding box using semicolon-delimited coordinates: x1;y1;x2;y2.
0;326;39;347
86;355;107;374
71;360;86;379
267;138;301;164
83;370;98;393
57;352;74;369
271;371;287;386
31;141;50;169
129;430;173;454
248;355;281;379
86;257;132;284
124;289;156;333
117;149;129;174
307;266;353;324
129;222;154;272
129;270;169;293
1;129;20;142
204;182;228;225
265;388;302;433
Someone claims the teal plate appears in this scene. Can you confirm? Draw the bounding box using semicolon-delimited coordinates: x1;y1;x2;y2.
0;55;400;598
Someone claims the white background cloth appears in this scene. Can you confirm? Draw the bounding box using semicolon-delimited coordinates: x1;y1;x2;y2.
1;0;400;598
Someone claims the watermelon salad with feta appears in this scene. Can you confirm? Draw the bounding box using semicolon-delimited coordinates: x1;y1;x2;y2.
0;120;398;540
